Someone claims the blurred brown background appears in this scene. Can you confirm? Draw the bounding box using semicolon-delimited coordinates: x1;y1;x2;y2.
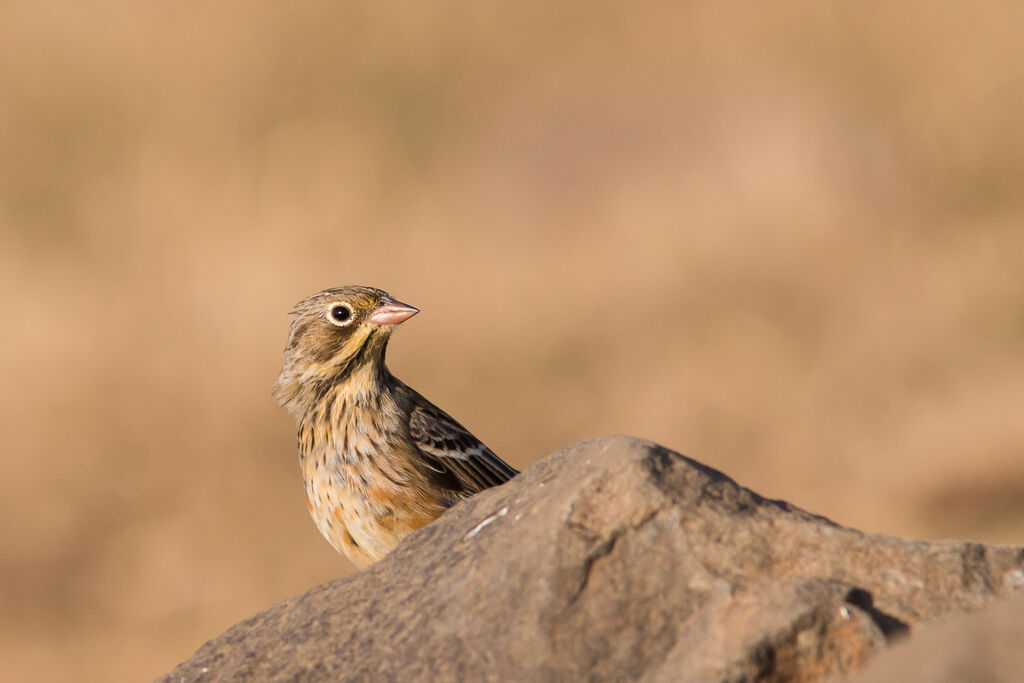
2;1;1023;680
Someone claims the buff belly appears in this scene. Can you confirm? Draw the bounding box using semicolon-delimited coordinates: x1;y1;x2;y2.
303;453;445;567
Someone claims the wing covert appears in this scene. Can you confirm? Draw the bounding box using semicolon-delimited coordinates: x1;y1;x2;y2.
408;401;518;493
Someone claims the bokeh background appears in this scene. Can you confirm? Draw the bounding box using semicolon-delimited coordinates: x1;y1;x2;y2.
3;2;1024;680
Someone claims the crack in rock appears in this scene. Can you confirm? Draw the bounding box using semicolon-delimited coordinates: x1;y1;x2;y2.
565;509;661;606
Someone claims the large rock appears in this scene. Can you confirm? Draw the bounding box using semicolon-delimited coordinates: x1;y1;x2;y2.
160;436;1024;682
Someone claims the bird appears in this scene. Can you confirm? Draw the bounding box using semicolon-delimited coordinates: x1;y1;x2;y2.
273;286;519;567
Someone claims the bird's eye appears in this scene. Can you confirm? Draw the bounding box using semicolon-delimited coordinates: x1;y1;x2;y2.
328;303;354;326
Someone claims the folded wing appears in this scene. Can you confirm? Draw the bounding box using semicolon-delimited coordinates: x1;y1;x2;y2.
408;400;519;494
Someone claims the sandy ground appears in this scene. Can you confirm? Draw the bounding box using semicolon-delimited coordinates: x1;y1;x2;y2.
2;2;1023;680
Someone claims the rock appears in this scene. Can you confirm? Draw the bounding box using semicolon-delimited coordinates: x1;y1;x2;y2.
848;594;1024;683
159;436;1024;682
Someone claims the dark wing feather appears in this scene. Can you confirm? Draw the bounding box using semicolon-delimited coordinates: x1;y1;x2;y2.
408;398;518;495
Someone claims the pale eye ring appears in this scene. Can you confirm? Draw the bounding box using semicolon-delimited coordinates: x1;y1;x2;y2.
327;303;354;326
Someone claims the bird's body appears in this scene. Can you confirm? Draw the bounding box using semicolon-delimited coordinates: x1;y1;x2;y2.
274;286;517;567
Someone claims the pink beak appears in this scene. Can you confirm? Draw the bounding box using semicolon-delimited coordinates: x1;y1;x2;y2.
367;296;419;326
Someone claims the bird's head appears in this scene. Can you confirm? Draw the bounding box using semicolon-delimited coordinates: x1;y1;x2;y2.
273;286;418;414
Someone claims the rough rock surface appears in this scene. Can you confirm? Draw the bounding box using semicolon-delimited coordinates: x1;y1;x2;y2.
160;436;1024;682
